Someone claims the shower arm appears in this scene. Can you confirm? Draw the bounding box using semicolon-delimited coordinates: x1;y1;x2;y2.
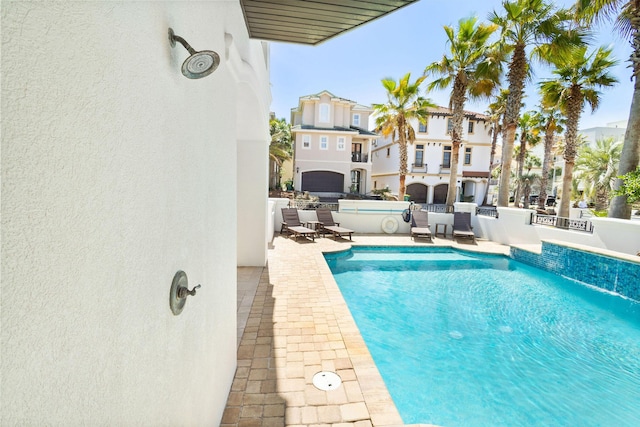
170;33;197;56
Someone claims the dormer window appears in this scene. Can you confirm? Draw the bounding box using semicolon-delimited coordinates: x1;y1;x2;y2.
319;103;330;123
352;114;360;126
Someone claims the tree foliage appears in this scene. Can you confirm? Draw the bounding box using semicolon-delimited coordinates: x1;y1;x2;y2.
613;166;640;204
269;117;292;166
490;0;585;207
373;73;435;198
575;0;640;218
425;16;501;207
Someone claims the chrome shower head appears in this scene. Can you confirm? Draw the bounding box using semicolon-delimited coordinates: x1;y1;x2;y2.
168;28;220;79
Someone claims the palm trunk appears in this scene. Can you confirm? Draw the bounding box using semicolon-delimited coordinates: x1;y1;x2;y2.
609;40;640;218
560;160;576;216
497;43;527;207
446;75;466;208
514;132;527;205
398;123;408;199
559;86;583;217
538;124;555;209
595;187;608;211
482;121;499;205
498;124;517;206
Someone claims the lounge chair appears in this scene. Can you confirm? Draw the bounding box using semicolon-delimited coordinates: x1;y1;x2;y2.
410;210;432;241
315;208;354;241
453;212;476;243
280;208;317;241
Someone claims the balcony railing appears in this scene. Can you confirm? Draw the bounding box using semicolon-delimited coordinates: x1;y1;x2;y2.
439;164;451;173
411;162;427;172
421;204;454;213
351;153;369;163
530;213;594;233
476;207;498;218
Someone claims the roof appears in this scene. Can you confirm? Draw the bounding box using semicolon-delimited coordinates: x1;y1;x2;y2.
291;91;373;115
427;106;489;121
296;90;358;104
292;125;378;136
239;0;419;45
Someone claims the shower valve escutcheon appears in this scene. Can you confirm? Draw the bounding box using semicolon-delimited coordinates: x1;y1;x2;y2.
169;270;201;315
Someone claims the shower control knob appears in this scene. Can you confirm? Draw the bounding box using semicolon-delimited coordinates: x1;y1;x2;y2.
178;284;201;298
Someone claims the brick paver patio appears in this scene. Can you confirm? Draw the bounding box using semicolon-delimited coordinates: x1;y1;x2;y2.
225;234;509;427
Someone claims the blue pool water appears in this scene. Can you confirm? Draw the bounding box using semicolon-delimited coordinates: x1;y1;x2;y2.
324;247;640;427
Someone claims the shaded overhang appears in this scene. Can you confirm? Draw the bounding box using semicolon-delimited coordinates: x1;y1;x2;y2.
239;0;419;45
462;171;491;179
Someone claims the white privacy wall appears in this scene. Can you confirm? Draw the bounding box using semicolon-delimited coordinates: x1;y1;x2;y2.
1;2;270;425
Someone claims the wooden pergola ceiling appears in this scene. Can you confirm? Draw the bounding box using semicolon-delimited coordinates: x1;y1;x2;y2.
240;0;419;45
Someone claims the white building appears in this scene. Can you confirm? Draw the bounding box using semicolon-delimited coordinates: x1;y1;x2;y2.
371;107;494;204
1;1;417;425
290;91;378;196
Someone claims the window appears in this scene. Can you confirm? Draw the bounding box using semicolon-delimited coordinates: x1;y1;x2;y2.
337;136;345;151
442;145;452;168
302;134;311;149
319;103;330;123
352;114;360;126
415;144;424;167
418;122;428;133
468;121;475;134
464;147;472;165
447;118;453;134
320;135;328;150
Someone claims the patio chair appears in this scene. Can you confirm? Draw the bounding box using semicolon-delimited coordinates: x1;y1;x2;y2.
410;210;432;242
280;208;317;241
315;208;354;241
453;212;476;243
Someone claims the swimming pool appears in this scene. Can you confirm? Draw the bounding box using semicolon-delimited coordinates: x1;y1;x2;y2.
324;246;640;426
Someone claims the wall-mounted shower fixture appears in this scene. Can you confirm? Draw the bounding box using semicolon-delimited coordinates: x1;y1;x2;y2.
170;270;201;315
168;28;220;79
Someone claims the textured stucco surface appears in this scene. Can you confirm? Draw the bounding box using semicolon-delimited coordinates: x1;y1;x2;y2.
1;1;270;425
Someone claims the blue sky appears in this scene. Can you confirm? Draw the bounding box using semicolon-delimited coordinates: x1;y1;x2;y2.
269;0;633;130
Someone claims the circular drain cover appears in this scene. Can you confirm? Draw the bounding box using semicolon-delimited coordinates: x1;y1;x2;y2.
312;371;342;391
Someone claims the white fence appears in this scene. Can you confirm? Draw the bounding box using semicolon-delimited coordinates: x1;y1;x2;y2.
269;198;640;256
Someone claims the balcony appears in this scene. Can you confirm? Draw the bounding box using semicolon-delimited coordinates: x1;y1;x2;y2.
351;152;369;163
439;164;451;173
411;162;427;173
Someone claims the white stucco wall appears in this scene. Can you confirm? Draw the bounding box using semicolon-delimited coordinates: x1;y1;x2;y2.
2;2;269;425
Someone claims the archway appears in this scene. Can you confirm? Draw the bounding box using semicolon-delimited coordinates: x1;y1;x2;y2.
406;183;428;203
433;184;448;204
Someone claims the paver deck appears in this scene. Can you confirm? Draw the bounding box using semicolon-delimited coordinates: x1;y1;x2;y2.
225;234;510;427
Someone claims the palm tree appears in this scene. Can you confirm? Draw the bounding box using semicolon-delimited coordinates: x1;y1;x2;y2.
482;89;509;205
535;104;564;209
424;16;501;208
575;0;640;218
513;111;542;204
269;117;292;189
373;73;435;199
575;136;623;210
521;172;541;208
539;45;618;217
490;0;584;207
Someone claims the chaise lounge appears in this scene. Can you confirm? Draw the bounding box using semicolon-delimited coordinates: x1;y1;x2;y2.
280;208;317;241
315;208;354;241
410;210;432;242
453;212;476;243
